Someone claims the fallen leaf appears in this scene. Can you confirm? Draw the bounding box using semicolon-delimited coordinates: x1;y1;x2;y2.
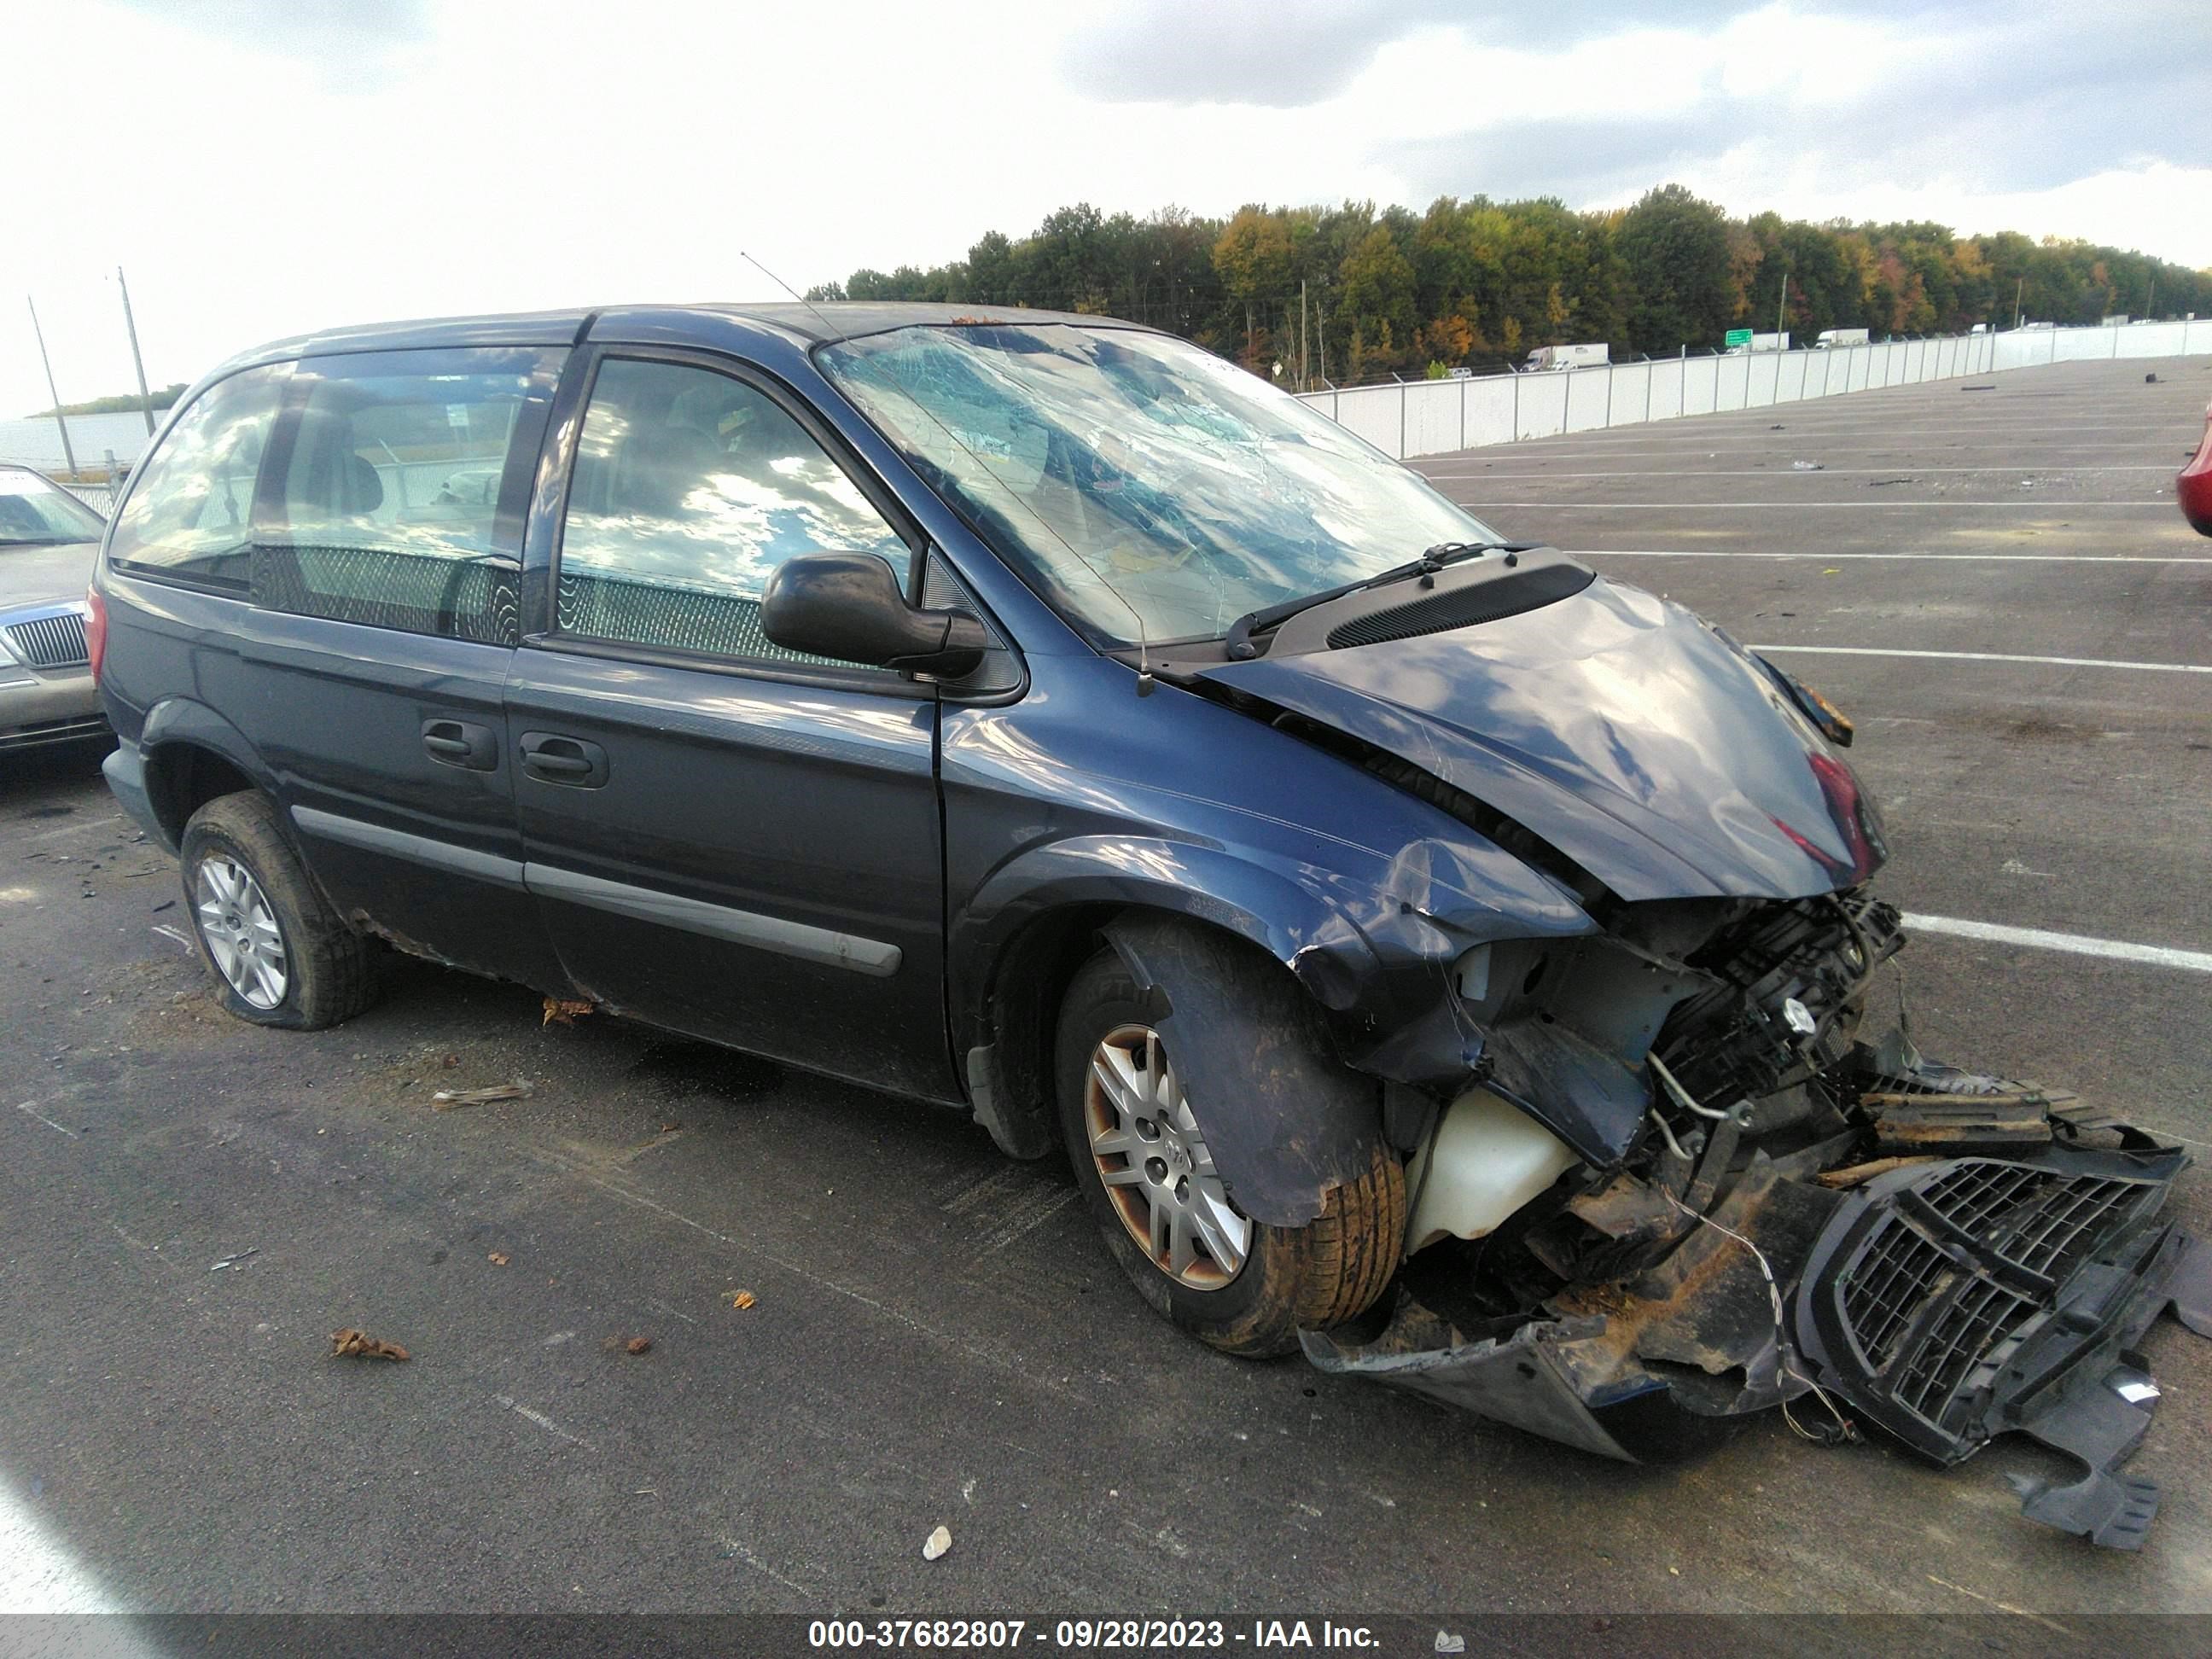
331;1329;410;1362
923;1524;952;1562
626;1336;652;1356
724;1289;757;1310
488;1252;509;1266
441;1054;461;1069
1821;567;1841;575
658;1121;681;1134
542;998;593;1027
432;1079;534;1110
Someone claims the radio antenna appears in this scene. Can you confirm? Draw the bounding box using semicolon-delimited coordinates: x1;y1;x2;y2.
742;250;838;336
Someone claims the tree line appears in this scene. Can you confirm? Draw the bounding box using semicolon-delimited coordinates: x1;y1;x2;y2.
29;382;187;419
808;185;2209;387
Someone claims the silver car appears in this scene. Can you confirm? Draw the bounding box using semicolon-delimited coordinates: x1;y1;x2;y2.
1;463;108;750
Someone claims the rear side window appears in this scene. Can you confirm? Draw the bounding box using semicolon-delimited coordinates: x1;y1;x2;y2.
107;365;288;585
255;347;562;643
552;357;910;667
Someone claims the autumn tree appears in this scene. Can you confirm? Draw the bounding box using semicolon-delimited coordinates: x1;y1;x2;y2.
816;185;2209;384
1213;207;1295;366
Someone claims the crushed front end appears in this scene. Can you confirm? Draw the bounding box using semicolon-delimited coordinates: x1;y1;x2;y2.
1305;892;2210;1548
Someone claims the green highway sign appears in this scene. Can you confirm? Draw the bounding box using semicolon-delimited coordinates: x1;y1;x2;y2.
1724;328;1754;347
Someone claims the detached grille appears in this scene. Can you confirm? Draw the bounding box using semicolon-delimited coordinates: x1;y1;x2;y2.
1915;1162;2145;1283
1839;1220;1951;1371
1812;1156;2168;1455
1892;1278;2038;1426
1917;1162;2053;1234
2003;1178;2137;1278
5;609;90;669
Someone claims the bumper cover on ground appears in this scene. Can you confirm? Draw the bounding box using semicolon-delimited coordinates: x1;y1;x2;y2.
1307;1139;2206;1547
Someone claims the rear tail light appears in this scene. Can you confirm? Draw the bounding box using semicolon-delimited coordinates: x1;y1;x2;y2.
84;585;108;683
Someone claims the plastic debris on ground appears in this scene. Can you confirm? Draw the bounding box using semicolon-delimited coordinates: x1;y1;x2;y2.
923;1524;952;1561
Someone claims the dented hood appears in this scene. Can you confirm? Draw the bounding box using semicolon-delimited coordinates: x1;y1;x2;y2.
1203;577;1885;902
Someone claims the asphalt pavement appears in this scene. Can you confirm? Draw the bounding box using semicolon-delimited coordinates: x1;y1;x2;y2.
3;355;2209;1626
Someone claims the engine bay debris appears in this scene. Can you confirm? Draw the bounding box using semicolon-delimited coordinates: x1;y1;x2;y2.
1306;891;2206;1547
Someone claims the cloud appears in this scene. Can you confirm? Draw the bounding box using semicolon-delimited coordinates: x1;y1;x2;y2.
1365;3;2212;209
3;0;2206;417
1062;0;1970;108
107;0;433;84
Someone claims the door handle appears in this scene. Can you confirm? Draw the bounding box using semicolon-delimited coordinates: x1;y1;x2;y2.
422;718;498;771
518;731;609;788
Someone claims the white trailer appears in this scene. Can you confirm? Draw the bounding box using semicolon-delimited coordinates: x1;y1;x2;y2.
1522;343;1610;371
1814;328;1870;348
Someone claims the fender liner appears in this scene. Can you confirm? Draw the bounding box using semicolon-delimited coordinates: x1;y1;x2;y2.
1103;911;1385;1228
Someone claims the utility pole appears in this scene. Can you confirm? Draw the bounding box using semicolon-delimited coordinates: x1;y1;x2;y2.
2146;276;2156;320
2013;277;2024;331
116;265;156;436
1300;279;1308;393
1776;267;1789;347
26;296;79;478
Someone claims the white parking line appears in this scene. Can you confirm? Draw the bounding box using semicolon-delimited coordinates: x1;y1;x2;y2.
1448;500;2174;509
1416;443;2178;465
1751;644;2212;673
1427;465;2175;480
1417;422;2185;445
1580;550;2209;564
1902;914;2212;975
0;1479;132;1617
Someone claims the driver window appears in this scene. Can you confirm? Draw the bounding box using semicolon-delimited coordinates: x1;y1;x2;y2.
553;357;908;664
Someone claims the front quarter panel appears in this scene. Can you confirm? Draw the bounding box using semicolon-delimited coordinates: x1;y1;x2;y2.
944;653;1600;1219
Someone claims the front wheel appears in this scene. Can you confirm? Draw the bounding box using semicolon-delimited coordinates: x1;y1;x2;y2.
1057;951;1404;1358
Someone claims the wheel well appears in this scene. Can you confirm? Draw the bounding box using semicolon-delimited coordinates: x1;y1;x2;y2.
147;743;257;845
969;904;1121;1160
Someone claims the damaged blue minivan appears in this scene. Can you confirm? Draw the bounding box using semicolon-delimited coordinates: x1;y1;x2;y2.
90;304;2207;1545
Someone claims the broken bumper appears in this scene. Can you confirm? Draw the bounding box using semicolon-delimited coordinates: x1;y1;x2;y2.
1307;1139;2208;1546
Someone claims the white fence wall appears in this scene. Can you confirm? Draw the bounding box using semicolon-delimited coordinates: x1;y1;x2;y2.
1992;317;2210;370
1298;317;2212;462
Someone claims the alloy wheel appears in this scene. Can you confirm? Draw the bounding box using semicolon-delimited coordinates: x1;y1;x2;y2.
195;854;288;1010
1084;1023;1250;1288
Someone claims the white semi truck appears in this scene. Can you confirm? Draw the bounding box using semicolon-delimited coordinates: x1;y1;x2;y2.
1522;343;1610;371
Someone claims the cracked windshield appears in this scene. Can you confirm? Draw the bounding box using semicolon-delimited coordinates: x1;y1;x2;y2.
822;323;1498;645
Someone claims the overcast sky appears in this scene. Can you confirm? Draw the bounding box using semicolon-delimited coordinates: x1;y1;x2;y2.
3;0;2206;414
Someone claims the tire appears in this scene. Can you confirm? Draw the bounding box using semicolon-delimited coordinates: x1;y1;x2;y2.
1056;950;1405;1358
178;790;377;1031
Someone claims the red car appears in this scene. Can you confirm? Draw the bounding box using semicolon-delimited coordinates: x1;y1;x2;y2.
2182;396;2212;536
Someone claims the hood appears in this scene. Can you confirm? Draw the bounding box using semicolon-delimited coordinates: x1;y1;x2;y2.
1204;577;1886;902
0;540;99;611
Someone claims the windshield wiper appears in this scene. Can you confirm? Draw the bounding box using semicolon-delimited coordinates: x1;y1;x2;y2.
1222;541;1536;661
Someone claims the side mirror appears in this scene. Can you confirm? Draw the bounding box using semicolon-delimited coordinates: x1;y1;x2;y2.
760;551;989;677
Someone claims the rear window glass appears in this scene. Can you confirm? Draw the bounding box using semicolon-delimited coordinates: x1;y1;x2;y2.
107;365;288;585
257;348;560;642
